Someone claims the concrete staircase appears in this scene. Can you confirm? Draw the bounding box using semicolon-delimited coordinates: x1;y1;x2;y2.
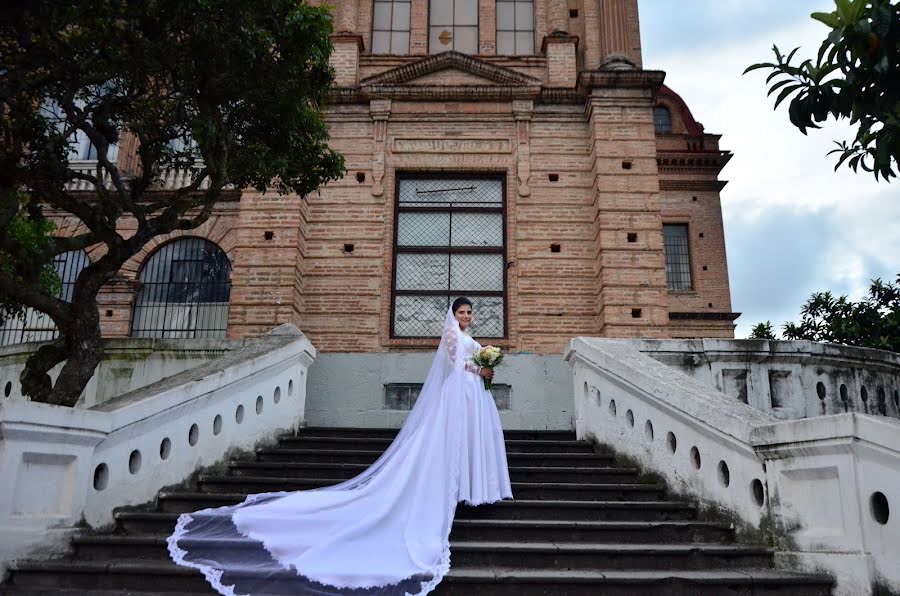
3;427;833;595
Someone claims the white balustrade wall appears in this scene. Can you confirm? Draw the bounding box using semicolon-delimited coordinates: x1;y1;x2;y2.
0;324;315;577
629;339;900;420
567;337;900;596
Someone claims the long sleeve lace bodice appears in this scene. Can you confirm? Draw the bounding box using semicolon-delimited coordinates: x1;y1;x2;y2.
442;325;481;375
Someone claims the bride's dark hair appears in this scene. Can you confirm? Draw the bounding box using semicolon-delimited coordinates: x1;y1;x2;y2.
451;297;473;314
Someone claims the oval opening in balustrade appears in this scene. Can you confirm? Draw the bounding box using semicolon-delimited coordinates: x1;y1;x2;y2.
274;386;281;404
213;414;223;435
129;450;142;475
816;382;826;400
625;410;634;428
93;463;108;491
644;420;654;442
188;423;199;446
608;399;617;417
666;432;677;454
289;379;294;397
690;447;701;470
717;461;730;488
256;395;264;414
870;491;890;525
751;479;765;507
160;437;171;460
235;404;245;424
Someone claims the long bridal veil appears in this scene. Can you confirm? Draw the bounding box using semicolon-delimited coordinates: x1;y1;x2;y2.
167;307;467;595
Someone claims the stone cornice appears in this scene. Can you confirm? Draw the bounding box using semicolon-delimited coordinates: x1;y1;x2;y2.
658;179;729;192
580;69;666;95
657;150;733;176
669;311;741;322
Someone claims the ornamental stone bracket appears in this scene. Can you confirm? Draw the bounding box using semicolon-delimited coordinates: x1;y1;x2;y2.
512;100;534;197
369;99;392;198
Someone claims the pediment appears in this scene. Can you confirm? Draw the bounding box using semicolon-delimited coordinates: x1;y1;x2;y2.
360;51;541;89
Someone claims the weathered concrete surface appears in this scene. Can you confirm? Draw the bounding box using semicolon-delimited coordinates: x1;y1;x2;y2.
306;352;574;430
627;339;900;420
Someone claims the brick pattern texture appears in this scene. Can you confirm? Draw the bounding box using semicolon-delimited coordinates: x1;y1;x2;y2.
46;0;736;353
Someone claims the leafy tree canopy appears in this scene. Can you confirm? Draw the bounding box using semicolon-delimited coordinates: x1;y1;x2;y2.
0;0;345;405
748;275;900;353
745;0;900;180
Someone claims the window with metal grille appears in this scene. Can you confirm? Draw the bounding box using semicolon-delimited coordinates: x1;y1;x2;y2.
0;250;90;346
372;0;411;54
663;224;693;291
392;176;506;338
496;0;534;55
654;106;672;134
131;238;231;339
429;0;479;54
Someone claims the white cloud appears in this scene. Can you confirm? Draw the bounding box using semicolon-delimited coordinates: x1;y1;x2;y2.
641;7;900;338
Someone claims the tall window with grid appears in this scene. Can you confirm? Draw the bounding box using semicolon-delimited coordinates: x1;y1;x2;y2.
131;238;232;339
429;0;479;54
496;0;534;55
392;176;506;338
372;0;411;54
663;224;693;291
0;250;90;346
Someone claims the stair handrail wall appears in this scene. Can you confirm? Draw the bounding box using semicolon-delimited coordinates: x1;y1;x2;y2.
0;324;316;579
566;337;900;596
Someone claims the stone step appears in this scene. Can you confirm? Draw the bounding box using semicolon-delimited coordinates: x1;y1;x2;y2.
227;461;641;483
114;511;731;543
3;560;832;595
156;493;697;521
437;569;834;596
255;448;615;467
71;536;767;571
292;427;578;442
449;541;773;571
194;476;666;501
275;436;596;454
450;519;734;544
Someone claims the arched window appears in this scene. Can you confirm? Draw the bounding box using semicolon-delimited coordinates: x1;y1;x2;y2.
653;106;672;134
0;250;90;346
131;238;232;339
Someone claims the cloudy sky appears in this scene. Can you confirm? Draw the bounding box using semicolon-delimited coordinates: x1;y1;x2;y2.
640;1;899;337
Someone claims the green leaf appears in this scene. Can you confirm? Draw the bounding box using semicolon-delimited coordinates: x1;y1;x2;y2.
811;11;842;29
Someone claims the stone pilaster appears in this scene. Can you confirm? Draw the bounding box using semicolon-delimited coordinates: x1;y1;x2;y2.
329;34;364;88
512;100;533;197
336;0;358;34
543;35;579;88
369;99;392;198
584;70;668;337
598;0;642;69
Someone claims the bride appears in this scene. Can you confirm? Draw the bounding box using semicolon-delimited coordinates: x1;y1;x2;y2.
167;297;514;595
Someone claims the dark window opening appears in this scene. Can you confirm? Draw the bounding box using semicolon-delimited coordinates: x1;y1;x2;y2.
663;224;693;291
373;0;411;55
653;106;672;134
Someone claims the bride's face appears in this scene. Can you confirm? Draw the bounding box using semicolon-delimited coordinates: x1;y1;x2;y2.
454;304;473;330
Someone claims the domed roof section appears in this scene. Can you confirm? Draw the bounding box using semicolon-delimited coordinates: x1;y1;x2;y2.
656;85;705;137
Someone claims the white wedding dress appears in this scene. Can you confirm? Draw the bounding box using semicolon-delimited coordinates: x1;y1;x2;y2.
167;308;513;595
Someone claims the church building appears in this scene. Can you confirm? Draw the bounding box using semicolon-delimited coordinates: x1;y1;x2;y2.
2;0;738;355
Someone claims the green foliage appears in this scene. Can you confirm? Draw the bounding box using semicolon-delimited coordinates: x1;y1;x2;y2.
0;191;60;325
765;275;900;353
748;321;778;340
745;0;900;180
0;0;345;405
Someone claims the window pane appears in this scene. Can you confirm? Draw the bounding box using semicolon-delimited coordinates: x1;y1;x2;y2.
515;1;534;30
463;296;504;337
497;2;514;29
430;26;452;52
450;254;504;292
454;26;478;54
373;1;392;29
515;31;534;54
654;107;672;134
450;212;503;247
497;31;515;55
399;178;502;206
392;1;410;30
663;224;692;290
372;31;391;54
398;212;450;246
430;0;453;25
454;0;479;26
394;295;449;337
395;253;449;291
391;31;410;53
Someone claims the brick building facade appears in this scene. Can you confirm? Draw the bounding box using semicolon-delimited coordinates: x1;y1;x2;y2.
12;0;738;355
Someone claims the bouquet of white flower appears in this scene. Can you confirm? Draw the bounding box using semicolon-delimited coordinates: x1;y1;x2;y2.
471;345;503;390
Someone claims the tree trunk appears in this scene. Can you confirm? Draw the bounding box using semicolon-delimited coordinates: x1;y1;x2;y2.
48;315;104;407
20;340;69;402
